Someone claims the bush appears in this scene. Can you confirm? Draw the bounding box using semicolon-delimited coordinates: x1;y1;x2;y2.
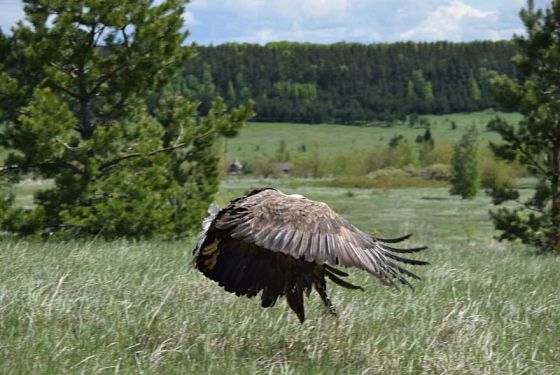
363;148;392;172
387;141;420;168
420;141;454;166
421;163;452;181
317;173;448;189
327;152;369;176
368;167;414;179
246;155;283;178
291;152;327;178
480;156;518;189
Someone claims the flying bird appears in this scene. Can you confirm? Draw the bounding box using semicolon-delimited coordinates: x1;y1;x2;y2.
193;188;428;323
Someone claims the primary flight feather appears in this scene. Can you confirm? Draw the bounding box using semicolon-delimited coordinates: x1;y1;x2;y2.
193;188;428;323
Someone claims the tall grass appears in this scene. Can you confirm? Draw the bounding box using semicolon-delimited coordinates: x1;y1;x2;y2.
1;240;559;374
1;183;559;374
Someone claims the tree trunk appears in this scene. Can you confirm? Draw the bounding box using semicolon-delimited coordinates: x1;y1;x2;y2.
550;139;560;252
77;59;93;140
79;98;93;140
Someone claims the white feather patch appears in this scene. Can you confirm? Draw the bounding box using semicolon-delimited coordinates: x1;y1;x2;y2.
194;203;220;256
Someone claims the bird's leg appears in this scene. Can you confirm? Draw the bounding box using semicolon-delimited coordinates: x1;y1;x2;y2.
314;281;337;316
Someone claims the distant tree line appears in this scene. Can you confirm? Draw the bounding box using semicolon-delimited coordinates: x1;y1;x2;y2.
174;41;519;123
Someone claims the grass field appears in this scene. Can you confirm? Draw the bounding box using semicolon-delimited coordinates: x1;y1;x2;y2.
225;111;522;161
2;179;559;374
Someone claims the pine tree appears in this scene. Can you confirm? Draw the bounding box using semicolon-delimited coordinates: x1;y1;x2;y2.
0;0;253;238
418;128;435;165
226;80;237;107
469;75;482;102
487;0;560;252
198;64;217;114
450;126;480;199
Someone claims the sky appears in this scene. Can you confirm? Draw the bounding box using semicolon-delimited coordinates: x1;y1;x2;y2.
0;0;553;44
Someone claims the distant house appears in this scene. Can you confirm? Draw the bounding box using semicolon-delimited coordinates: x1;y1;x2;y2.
228;160;244;175
278;162;293;175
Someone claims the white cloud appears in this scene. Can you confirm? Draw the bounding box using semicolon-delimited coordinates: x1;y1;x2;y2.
183;10;198;26
254;28;276;44
189;0;350;22
188;0;210;9
220;25;370;45
197;0;265;11
348;27;382;41
400;1;497;41
235;0;266;10
300;0;349;19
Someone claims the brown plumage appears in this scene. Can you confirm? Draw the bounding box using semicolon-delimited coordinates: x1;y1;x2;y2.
193;188;428;323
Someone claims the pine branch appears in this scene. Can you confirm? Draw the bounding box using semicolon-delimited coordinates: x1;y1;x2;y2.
0;164;22;175
92;25;106;49
516;199;546;214
98;95;127;125
54;138;78;152
518;145;549;177
49;81;82;100
88;62;128;97
98;143;187;173
0;159;84;176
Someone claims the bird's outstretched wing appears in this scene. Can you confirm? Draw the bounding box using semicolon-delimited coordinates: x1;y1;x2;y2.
213;188;428;288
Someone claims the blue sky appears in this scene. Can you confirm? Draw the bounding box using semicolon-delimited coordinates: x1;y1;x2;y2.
0;0;552;44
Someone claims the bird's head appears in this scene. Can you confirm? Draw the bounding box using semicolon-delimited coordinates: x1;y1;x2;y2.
288;193;306;199
277;189;306;199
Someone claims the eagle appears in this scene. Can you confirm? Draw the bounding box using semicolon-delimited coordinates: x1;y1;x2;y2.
193;188;428;323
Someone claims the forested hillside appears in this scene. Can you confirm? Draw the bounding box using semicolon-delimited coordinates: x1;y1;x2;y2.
177;41;518;123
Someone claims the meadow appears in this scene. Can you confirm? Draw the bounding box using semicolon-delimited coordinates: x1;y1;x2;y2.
225;111;521;161
1;179;559;374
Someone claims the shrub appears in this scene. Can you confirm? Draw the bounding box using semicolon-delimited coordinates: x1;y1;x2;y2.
247;155;282;178
420;140;454;166
317;173;447;189
368;167;413;179
325;152;371;176
421;163;452;181
480;156;517;189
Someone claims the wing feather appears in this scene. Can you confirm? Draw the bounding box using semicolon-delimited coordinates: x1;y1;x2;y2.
381;250;430;265
230;223;253;239
320;234;333;264
290;230;303;255
336;240;354;266
325;270;364;290
309;234;320;262
261;228;279;250
375;233;412;243
382;244;428;254
252;226;270;244
298;232;311;260
274;229;290;255
324;233;336;264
